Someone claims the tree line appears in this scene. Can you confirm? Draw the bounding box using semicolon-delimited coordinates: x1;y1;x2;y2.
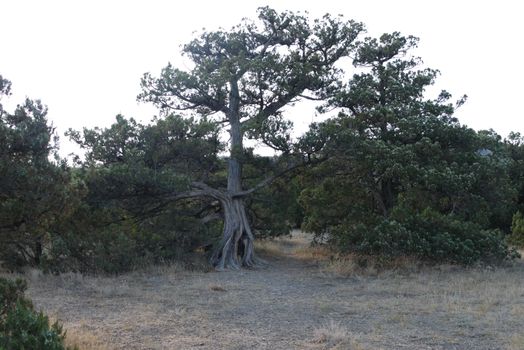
1;7;523;273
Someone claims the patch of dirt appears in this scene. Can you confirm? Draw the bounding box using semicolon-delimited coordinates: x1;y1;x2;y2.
6;232;524;349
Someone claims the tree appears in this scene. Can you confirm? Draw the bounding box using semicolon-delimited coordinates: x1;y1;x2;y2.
61;114;224;273
138;7;363;269
298;33;518;264
0;75;79;268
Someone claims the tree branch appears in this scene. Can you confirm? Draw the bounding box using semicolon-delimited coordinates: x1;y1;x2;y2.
164;185;219;202
233;157;325;198
298;93;323;101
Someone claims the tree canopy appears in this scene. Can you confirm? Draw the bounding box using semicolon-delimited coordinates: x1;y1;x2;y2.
0;8;522;272
138;7;364;269
299;33;518;264
0;75;79;266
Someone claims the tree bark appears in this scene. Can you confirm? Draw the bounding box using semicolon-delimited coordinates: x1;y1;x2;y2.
208;79;263;270
209;195;262;270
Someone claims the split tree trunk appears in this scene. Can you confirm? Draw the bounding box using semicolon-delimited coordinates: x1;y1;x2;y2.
209;195;260;270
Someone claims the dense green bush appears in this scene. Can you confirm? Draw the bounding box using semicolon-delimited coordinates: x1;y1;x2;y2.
332;208;519;265
508;211;524;247
38;114;225;274
42;212;219;274
0;277;73;350
298;33;521;266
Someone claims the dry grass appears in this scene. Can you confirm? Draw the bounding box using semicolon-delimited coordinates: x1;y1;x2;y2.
208;283;227;292
310;320;365;350
257;231;419;277
322;254;422;277
255;238;291;257
2;232;523;349
256;230;332;262
63;326;111;350
509;333;524;350
292;244;332;261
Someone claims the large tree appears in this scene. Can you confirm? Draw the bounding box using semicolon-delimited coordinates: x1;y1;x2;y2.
298;33;518;264
138;7;363;269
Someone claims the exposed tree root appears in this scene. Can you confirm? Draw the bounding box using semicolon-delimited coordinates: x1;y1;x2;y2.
210;196;267;270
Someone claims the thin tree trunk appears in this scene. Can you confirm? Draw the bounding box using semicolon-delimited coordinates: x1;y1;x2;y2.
34;239;42;265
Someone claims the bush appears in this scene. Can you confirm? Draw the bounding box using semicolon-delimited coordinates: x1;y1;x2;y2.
43;229;141;275
508;211;524;247
0;277;74;350
42;211;221;274
332;208;519;265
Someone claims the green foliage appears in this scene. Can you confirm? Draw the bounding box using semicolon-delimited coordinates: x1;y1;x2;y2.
0;279;31;317
136;8;366;268
139;7;364;154
0;76;81;270
241;152;305;237
0;277;73;350
2;13;523;272
248;178;302;237
508;211;524;247
44;209;220;274
505;132;524;214
299;33;518;264
53;114;224;273
331;208;517;265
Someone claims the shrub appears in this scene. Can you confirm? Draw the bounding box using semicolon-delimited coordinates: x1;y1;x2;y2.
0;277;74;349
508;211;524;247
43;229;140;275
332;208;519;265
42;213;221;274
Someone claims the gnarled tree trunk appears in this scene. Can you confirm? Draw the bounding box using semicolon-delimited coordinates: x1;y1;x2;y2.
210;195;261;270
208;79;263;270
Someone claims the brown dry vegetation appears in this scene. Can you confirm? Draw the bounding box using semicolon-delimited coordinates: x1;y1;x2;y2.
2;231;523;350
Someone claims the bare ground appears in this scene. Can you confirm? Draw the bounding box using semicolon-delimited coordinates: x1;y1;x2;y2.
4;232;524;350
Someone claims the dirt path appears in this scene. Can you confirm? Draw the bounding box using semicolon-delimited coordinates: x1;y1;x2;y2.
18;233;524;349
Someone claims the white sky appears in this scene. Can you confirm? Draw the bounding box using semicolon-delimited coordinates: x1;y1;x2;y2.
1;0;523;156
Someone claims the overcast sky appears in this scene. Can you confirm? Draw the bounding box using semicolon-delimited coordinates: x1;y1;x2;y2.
1;0;523;156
